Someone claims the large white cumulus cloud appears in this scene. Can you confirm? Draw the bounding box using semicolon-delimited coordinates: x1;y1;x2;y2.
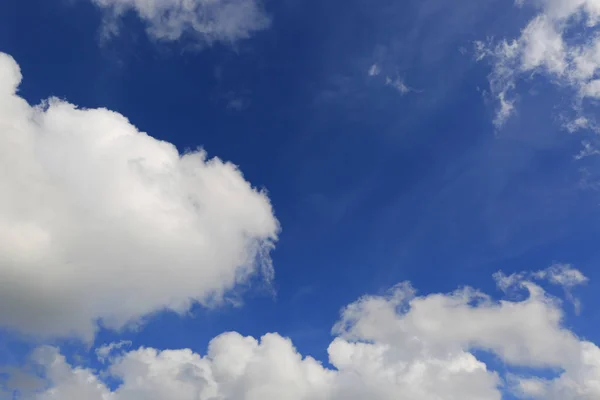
91;0;271;44
0;52;279;340
14;265;600;400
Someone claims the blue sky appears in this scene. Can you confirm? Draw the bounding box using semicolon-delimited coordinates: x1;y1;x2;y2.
1;0;600;399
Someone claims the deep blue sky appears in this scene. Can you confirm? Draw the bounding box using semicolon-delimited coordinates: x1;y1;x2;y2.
1;0;600;387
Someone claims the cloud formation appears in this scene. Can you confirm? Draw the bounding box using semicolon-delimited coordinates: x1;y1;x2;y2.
0;52;279;341
368;64;380;77
385;76;411;94
476;0;600;127
91;0;270;44
10;265;600;400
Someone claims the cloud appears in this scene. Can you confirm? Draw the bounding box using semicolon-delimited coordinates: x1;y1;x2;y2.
476;0;600;126
90;0;271;44
496;263;588;314
533;263;589;288
576;140;600;159
0;366;46;400
385;76;412;95
95;341;132;363
0;52;279;341
10;266;599;400
226;98;248;111
223;91;251;111
367;64;380;77
495;263;588;291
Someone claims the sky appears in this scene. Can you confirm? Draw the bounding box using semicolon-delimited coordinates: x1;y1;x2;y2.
1;0;600;399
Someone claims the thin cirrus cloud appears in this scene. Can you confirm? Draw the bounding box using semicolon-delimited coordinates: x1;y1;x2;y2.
385;76;411;95
9;264;599;400
476;0;600;128
90;0;271;44
0;52;279;341
366;64;416;96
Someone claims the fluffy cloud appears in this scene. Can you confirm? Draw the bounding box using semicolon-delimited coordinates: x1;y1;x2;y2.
11;265;599;400
0;52;279;340
91;0;270;44
477;0;600;126
510;341;600;400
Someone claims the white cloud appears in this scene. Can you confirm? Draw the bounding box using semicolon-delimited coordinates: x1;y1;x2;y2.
533;263;589;287
13;266;600;400
477;0;600;125
368;64;380;77
565;116;592;132
91;0;270;44
576;140;600;159
0;52;279;341
494;91;516;127
495;263;588;291
510;341;600;400
96;340;132;363
496;264;588;314
519;15;566;74
385;76;411;95
581;79;600;98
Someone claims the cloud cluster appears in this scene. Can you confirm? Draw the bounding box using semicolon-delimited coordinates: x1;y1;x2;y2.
476;0;600;127
91;0;270;44
10;265;598;400
0;52;279;341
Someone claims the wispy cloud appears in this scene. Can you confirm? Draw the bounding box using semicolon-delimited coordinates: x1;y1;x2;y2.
385;75;420;95
224;91;251;111
475;0;600;193
368;64;381;76
91;0;271;46
476;0;600;127
496;263;588;314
